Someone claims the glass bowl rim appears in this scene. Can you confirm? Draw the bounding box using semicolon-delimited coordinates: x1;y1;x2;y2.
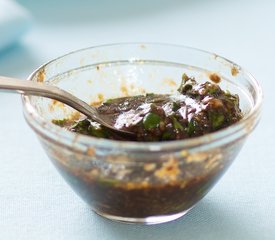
22;42;263;152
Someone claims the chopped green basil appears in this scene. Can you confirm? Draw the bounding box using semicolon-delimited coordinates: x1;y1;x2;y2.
143;113;161;130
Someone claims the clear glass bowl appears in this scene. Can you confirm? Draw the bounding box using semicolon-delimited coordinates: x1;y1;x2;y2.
22;43;262;224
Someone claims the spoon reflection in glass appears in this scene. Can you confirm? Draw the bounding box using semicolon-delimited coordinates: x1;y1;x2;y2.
0;76;134;137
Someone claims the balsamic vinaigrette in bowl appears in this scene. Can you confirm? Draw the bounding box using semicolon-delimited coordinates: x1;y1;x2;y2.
53;74;242;142
50;74;243;219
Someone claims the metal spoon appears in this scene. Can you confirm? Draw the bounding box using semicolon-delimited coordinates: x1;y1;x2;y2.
0;76;134;137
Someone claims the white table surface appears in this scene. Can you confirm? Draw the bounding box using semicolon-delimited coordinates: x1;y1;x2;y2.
0;0;274;239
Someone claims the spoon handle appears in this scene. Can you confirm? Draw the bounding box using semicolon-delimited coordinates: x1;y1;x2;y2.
0;76;101;123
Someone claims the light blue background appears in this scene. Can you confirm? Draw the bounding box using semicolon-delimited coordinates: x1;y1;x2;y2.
0;0;274;239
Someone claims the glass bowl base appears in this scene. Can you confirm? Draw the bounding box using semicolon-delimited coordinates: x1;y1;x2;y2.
93;208;192;225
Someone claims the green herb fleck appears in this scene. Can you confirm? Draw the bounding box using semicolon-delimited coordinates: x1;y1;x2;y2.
143;113;161;130
172;117;184;131
172;102;180;112
88;122;108;138
98;178;119;187
178;73;195;93
52;119;68;127
208;88;217;95
105;99;114;104
187;121;195;135
162;131;172;140
209;112;225;129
